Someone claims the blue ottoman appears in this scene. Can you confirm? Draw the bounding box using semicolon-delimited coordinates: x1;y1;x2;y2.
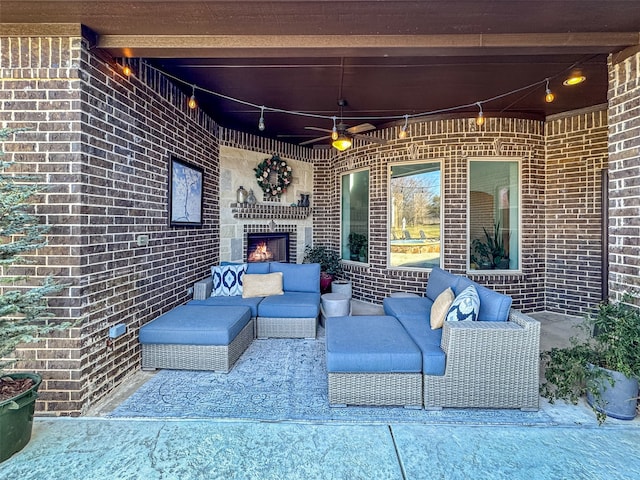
139;305;253;373
325;315;423;407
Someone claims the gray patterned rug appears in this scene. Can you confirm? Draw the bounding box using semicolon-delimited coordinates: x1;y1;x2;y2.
109;329;553;425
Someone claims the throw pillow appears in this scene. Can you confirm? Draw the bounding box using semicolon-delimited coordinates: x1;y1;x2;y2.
446;285;480;322
211;264;246;297
242;272;284;298
430;287;455;329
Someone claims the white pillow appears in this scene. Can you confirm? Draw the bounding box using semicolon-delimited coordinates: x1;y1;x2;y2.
242;272;284;298
211;264;246;296
430;287;455;329
446;285;480;322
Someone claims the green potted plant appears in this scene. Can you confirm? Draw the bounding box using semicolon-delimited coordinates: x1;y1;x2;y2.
302;245;343;293
347;233;367;262
0;128;66;462
471;221;509;270
540;294;640;424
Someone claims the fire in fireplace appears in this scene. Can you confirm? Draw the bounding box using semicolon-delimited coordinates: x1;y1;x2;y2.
246;233;290;263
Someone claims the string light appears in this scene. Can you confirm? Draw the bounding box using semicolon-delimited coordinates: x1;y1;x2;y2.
258;106;266;131
188;85;197;109
331;116;338;140
475;102;485;127
398;114;409;139
544;78;555;103
122;65;132;77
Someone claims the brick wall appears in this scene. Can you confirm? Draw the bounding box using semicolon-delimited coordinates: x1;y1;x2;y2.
1;35;221;414
316;118;548;312
545;108;609;314
608;50;640;300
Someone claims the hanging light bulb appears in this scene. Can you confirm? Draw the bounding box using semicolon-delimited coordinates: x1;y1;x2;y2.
398;114;409;139
331;116;338;140
475;102;485;127
188;85;197;109
544;78;555;103
122;64;132;77
258;106;265;131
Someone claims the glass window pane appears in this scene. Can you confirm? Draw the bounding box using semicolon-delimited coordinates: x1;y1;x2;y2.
341;170;369;262
469;160;519;271
389;162;441;269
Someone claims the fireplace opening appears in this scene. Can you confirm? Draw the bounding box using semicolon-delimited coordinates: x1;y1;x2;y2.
246;233;290;263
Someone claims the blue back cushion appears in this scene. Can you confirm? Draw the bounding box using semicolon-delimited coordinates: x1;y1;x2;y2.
456;277;512;322
425;267;459;301
221;261;270;274
269;262;320;293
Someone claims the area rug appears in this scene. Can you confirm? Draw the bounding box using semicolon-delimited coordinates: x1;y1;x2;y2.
108;329;554;426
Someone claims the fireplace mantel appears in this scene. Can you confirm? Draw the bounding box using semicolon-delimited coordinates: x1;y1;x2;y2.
232;203;311;220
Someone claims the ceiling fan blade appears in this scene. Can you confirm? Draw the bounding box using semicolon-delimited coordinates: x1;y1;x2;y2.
305;126;332;134
347;123;376;134
300;135;331;146
353;133;386;144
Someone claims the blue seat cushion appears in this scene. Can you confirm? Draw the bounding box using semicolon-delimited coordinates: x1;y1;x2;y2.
269;262;320;293
257;292;320;318
385;313;445;375
325;315;422;373
139;305;251;346
456;277;512;322
188;295;263;318
383;296;433;323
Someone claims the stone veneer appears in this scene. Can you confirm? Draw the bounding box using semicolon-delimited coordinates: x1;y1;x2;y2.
1;29;634;414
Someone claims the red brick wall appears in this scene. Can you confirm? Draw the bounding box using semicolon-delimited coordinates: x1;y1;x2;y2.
608;50;640;300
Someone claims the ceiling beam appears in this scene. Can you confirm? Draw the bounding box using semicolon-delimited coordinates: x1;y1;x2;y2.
99;32;640;58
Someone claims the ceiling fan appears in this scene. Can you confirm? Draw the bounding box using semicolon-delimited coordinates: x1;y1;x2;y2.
300;99;385;151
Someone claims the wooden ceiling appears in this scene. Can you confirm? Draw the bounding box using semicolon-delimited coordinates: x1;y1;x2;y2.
3;1;640;146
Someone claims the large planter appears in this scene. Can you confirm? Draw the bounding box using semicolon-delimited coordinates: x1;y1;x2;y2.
0;373;41;463
320;272;333;294
331;280;352;299
586;366;639;421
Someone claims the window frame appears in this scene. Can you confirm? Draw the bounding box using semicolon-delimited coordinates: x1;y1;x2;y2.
340;167;371;265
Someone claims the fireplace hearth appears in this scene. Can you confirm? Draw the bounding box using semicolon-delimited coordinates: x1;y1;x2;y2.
246;233;290;263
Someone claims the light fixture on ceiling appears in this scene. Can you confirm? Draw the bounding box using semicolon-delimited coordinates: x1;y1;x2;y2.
188;84;197;109
563;71;586;86
331;116;339;140
332;134;352;151
544;78;555;103
475;102;485;127
398;115;409;139
258;106;265;131
122;64;132;77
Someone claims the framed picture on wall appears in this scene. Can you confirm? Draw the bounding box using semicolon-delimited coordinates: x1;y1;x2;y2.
169;156;203;227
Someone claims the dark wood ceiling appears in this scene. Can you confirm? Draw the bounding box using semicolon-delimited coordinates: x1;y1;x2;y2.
4;1;640;147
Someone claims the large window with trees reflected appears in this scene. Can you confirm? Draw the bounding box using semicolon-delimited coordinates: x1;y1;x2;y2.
468;159;520;271
389;162;441;269
341;169;369;262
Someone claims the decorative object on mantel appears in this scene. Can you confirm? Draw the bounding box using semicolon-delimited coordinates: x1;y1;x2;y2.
298;193;310;207
254;154;291;198
236;185;248;205
269;219;277;232
246;189;257;206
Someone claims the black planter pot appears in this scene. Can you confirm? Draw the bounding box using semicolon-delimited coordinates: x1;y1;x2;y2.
586;366;639;421
0;372;42;463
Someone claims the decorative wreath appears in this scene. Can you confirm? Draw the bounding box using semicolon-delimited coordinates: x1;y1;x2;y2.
254;154;292;197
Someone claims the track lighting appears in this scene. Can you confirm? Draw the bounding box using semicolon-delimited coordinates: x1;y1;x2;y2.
544;78;555;103
398;115;409;139
258;106;265;131
475;102;485;127
332;134;352;151
331;116;338;140
188;85;197;109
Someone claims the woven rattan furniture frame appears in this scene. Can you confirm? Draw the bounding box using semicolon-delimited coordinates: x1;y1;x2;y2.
256;316;317;339
141;318;254;373
328;372;422;407
423;309;540;410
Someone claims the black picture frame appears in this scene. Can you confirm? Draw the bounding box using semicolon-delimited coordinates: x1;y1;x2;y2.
169;156;204;227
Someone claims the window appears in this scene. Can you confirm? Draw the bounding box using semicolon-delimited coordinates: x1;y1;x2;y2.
341;169;369;262
389;162;441;269
468;159;520;271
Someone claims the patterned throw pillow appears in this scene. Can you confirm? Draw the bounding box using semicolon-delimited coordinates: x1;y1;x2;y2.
446;285;480;322
211;264;246;296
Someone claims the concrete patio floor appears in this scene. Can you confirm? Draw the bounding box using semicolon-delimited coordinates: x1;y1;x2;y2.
1;305;639;479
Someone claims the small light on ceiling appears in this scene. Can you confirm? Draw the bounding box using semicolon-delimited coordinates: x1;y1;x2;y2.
122;65;132;77
475;102;485;127
331;116;339;141
398;115;409;139
563;72;586;86
188;85;197;109
258;106;265;131
544;78;555;103
332;134;352;151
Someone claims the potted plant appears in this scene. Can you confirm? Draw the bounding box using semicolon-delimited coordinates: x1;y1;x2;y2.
347;233;367;262
302;245;343;293
0;128;66;462
540;294;640;424
471;221;509;270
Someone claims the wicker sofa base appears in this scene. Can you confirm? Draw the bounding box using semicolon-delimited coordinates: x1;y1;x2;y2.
328;372;423;407
257;316;317;339
141;319;254;373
